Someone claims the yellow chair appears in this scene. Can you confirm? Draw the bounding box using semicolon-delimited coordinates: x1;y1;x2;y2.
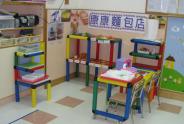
145;71;161;113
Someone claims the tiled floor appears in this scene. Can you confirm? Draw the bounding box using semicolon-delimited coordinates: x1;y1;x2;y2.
0;78;184;124
80;86;104;94
56;96;84;108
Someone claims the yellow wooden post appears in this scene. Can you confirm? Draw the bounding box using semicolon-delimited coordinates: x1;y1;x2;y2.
133;57;136;64
66;37;70;59
47;83;51;101
40;42;45;64
31;88;37;107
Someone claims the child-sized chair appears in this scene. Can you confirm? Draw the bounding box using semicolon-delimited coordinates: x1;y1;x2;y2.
145;70;161;113
107;79;145;124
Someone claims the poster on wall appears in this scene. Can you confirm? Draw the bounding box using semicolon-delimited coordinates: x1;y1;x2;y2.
48;22;57;41
48;22;63;41
61;10;71;22
70;10;89;34
48;10;63;41
160;17;184;93
88;11;148;34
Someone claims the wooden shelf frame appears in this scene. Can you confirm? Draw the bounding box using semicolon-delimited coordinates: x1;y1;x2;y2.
0;25;44;31
0;1;45;6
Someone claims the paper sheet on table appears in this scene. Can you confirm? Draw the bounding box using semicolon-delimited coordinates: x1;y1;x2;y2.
101;70;135;81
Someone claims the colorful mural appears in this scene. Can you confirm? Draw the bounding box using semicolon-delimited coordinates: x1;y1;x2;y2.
161;17;184;93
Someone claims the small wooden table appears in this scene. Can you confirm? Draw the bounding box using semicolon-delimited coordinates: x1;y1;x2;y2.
92;69;143;123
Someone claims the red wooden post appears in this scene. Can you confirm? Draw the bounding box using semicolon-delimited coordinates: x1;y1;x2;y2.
109;43;114;67
76;39;80;56
158;43;165;70
96;43;100;60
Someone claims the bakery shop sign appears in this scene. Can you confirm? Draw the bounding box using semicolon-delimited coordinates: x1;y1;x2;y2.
88;11;148;34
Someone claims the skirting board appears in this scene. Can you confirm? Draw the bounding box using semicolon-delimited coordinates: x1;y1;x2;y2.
159;89;184;101
51;73;76;86
0;89;30;107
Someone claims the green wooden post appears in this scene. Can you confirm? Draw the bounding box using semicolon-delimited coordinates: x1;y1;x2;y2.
92;80;98;111
14;53;18;65
85;65;90;86
75;63;79;77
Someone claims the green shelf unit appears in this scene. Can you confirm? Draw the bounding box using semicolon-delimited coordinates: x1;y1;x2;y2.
130;52;160;60
15;62;44;72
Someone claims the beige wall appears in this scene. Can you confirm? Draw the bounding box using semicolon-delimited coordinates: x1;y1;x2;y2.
78;0;146;13
46;22;75;80
46;0;80;9
0;47;17;99
46;0;147;13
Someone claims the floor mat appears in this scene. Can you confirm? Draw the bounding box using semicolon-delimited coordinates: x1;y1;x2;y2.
56;96;84;108
157;102;182;114
22;110;57;124
80;86;103;94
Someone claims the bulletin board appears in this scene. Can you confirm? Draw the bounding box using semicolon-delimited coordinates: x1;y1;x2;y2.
160;17;184;93
147;0;184;14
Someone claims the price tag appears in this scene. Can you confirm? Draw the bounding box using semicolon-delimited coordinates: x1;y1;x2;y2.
89;63;95;66
102;65;108;69
95;64;101;68
81;60;86;64
74;60;80;63
98;39;110;44
68;59;73;63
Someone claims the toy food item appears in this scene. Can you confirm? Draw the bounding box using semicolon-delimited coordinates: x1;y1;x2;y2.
138;47;151;54
79;53;87;59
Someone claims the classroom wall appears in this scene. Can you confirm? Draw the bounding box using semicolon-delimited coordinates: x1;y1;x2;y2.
47;22;76;80
46;0;80;9
46;0;147;13
78;0;147;13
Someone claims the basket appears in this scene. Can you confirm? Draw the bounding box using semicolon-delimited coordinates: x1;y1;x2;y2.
29;35;40;43
15;36;30;45
0;38;15;47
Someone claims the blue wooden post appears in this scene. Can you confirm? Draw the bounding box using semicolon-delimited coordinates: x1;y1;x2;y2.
124;85;132;120
87;38;91;63
118;41;122;59
94;67;99;80
86;38;91;86
15;81;20;102
106;84;112;101
66;60;70;81
134;43;138;52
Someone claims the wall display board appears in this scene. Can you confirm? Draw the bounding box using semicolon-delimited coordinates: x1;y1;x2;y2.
160;17;184;93
48;10;63;41
147;0;184;15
